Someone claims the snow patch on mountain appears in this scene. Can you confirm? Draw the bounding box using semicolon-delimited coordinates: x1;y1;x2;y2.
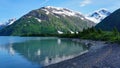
52;10;76;16
42;9;50;15
0;18;16;29
46;6;63;10
86;8;111;23
57;30;63;34
70;31;74;34
35;18;42;22
0;23;3;26
85;17;99;23
41;6;84;17
7;18;16;25
81;17;85;20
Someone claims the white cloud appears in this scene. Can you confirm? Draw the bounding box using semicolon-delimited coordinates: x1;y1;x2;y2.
80;0;92;7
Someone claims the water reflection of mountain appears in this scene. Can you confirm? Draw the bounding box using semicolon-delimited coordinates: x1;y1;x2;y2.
0;43;15;56
12;38;88;66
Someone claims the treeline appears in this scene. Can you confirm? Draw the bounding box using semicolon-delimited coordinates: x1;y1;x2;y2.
22;27;120;43
59;27;120;43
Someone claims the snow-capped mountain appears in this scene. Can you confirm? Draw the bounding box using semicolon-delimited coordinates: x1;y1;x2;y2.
0;18;16;30
5;18;16;25
40;6;87;20
0;23;4;26
0;6;95;36
0;23;8;30
95;8;120;31
86;8;111;23
0;23;5;29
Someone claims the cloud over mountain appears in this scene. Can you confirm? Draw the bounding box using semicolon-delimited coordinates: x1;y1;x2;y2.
80;0;92;7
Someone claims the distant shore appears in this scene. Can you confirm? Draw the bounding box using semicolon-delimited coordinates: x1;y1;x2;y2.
43;39;120;68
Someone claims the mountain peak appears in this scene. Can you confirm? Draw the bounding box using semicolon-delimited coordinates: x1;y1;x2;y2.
0;6;95;36
44;6;64;10
95;8;120;31
40;6;83;17
95;8;111;16
95;8;108;12
0;18;16;30
86;8;111;23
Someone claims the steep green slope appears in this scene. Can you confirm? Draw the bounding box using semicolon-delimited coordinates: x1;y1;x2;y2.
0;6;95;36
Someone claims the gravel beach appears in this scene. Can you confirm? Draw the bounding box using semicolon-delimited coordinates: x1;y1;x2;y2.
43;39;120;68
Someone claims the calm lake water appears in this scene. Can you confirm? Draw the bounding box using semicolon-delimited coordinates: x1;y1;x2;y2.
0;36;88;68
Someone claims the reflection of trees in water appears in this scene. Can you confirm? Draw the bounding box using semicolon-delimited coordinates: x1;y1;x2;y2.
12;39;88;66
0;43;15;56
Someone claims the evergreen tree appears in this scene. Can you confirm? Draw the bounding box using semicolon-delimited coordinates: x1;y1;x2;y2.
97;28;103;34
112;27;120;41
113;27;119;35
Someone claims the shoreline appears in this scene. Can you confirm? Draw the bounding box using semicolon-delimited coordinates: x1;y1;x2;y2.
43;39;120;68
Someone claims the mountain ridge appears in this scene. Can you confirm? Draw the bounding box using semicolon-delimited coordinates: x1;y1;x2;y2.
95;8;120;31
0;18;16;30
0;6;95;36
86;8;111;23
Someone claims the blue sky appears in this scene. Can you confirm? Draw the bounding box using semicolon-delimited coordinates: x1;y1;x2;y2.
0;0;120;23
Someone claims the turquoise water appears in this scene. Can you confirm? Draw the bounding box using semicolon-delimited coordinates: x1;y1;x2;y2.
0;36;88;68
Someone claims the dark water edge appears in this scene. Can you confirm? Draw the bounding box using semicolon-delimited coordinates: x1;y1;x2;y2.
43;39;120;68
